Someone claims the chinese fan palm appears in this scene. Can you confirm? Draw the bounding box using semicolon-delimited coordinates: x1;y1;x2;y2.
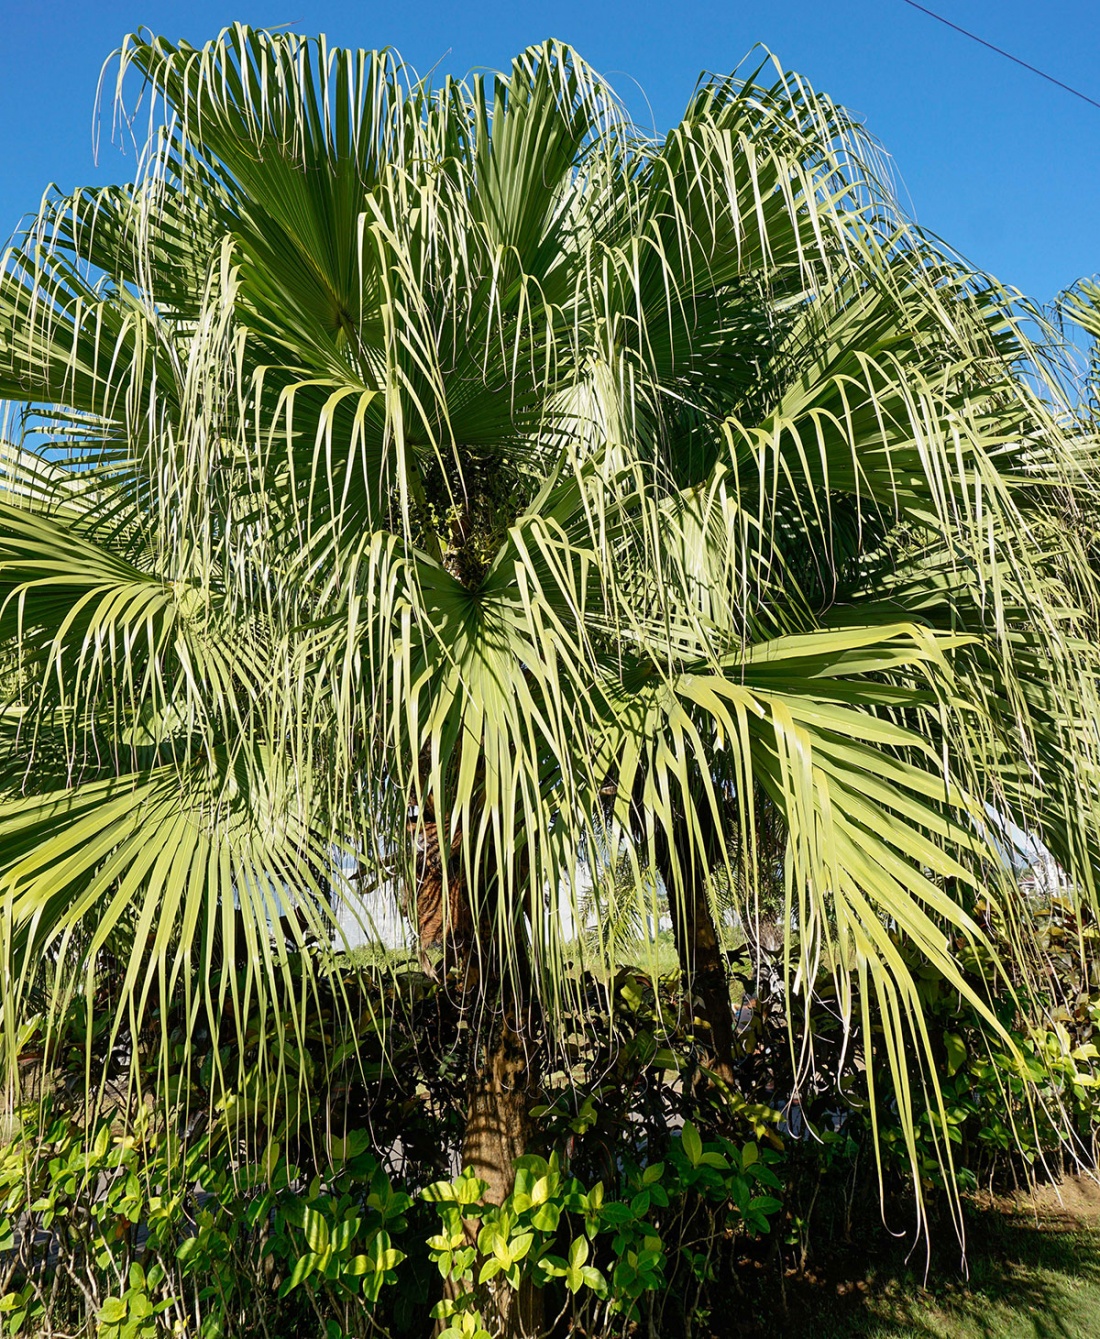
2;26;1099;1236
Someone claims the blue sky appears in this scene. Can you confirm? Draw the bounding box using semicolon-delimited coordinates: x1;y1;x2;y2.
0;0;1097;307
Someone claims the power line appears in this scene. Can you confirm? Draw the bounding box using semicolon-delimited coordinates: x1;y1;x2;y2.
901;0;1100;112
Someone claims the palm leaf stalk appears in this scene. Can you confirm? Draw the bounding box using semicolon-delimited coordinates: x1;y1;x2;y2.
2;30;1100;1293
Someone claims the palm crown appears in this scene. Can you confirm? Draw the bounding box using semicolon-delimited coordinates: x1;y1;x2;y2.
2;27;1099;1207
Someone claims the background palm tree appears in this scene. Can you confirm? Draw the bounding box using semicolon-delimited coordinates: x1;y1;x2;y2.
2;29;1100;1292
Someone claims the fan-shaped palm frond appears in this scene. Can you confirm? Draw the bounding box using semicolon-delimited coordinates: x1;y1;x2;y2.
3;27;1100;1247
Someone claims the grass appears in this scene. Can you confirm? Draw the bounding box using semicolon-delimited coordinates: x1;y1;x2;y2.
765;1178;1100;1339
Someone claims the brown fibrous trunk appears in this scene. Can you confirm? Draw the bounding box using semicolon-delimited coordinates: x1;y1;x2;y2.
449;1012;543;1337
462;1013;535;1204
409;796;474;976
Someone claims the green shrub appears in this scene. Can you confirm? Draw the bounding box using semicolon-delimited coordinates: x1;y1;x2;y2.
0;1100;780;1337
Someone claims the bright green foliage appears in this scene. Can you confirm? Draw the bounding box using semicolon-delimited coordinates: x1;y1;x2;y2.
0;1104;781;1338
2;23;1100;1233
273;1151;409;1303
0;1289;41;1339
96;1264;174;1339
425;1136;782;1329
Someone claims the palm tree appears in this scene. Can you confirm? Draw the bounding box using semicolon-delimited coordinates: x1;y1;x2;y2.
2;26;1099;1295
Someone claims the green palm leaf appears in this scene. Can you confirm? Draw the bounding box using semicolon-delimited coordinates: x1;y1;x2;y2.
2;27;1099;1234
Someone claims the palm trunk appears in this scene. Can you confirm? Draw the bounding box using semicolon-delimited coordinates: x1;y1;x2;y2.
461;1011;535;1201
410;796;473;976
413;781;542;1335
453;1009;543;1338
